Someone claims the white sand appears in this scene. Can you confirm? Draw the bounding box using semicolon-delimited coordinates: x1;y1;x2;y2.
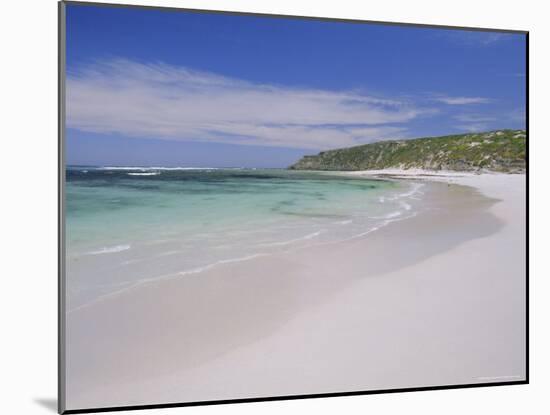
65;171;526;410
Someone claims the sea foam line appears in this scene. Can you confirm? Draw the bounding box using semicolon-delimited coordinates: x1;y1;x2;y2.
98;166;232;171
67;252;269;313
174;254;268;277
334;219;353;225
127;172;160;176
351;212;418;239
369;211;402;220
378;182;425;203
258;230;325;247
85;244;131;255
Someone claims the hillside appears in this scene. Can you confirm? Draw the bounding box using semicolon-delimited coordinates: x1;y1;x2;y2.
289;130;526;172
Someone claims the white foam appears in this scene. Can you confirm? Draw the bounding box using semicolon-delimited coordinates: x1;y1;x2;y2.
370;211;402;220
98;166;150;170
86;244;131;255
398;182;425;198
67;253;267;313
352;226;382;238
384;182;425;201
350;211;418;241
334;219;353;225
99;166;224;171
259;230;324;247
127;172;160;176
175;253;267;277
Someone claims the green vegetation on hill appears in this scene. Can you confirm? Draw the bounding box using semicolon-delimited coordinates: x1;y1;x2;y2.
289;130;526;172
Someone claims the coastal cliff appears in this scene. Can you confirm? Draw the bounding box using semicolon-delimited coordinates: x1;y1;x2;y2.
289;130;526;172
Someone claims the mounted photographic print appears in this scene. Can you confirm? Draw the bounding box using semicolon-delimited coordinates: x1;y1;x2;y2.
58;1;528;413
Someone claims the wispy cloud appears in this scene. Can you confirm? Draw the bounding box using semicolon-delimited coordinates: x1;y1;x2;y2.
433;96;492;105
454;114;497;123
454;115;493;133
477;32;506;45
67;59;430;150
445;31;508;46
453;110;525;133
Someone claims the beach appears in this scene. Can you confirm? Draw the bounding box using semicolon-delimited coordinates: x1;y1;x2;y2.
65;171;526;410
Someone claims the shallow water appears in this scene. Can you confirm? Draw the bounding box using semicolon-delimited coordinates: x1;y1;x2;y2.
65;166;425;309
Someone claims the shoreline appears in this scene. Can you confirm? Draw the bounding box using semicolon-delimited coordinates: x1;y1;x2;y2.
342;169;526;230
338;168;525;197
66;175;424;312
66;171;526;410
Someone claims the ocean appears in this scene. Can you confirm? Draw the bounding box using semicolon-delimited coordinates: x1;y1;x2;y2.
65;166;424;310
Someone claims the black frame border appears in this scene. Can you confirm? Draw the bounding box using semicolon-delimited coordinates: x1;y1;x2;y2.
58;1;529;413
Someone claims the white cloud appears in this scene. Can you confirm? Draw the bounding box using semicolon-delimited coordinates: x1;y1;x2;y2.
445;31;508;46
67;59;428;150
434;96;492;105
454;114;496;123
477;32;506;45
454;110;525;132
454;115;491;132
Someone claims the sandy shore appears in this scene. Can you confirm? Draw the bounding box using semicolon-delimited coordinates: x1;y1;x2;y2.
65;170;526;410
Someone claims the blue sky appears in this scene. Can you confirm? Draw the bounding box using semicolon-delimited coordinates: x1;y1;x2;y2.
65;3;526;167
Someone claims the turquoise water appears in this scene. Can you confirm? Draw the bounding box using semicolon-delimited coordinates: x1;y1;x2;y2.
66;167;424;310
